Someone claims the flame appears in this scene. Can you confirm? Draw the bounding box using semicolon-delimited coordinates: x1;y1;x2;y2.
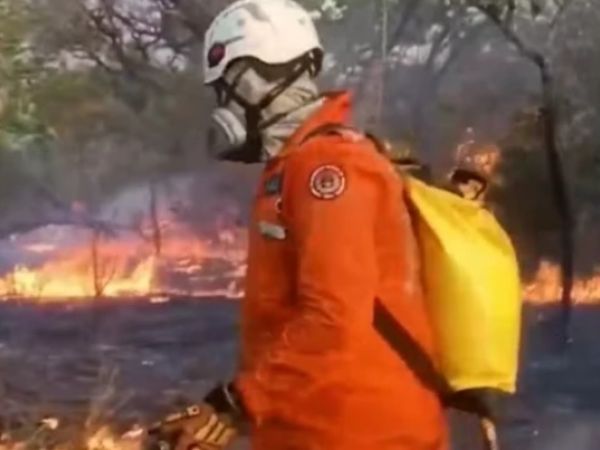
1;153;595;307
464;144;501;177
524;260;600;304
452;138;600;305
0;223;247;302
0;422;146;450
456;141;502;178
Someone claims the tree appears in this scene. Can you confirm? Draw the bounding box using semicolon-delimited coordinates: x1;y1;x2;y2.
0;0;51;150
460;0;576;343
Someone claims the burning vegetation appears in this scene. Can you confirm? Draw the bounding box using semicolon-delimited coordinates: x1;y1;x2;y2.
0;236;245;302
0;141;594;305
0;176;249;302
525;261;600;304
0;225;247;302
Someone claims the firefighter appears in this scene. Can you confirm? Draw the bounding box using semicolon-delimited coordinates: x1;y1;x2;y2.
148;1;448;449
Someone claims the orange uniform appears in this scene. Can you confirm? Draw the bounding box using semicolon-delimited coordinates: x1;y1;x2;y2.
235;92;448;450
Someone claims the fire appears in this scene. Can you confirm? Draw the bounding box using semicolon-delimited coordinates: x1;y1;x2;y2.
524;260;600;304
1;159;595;306
462;144;501;177
455;136;502;178
451;137;600;305
0;224;247;302
0;420;146;450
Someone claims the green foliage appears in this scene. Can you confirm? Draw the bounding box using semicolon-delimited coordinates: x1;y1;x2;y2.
0;0;51;150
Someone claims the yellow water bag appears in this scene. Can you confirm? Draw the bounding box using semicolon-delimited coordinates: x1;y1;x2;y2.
406;176;522;393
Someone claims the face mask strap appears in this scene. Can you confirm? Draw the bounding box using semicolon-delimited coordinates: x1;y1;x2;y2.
210;55;314;163
214;66;252;109
256;57;312;111
217;55;312;115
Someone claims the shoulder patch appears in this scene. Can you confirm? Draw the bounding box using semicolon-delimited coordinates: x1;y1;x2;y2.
264;173;283;196
309;165;346;200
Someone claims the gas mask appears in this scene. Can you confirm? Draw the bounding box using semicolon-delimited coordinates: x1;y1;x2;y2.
206;56;317;163
207;100;259;163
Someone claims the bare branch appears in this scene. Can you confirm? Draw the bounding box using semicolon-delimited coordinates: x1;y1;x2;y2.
354;0;422;116
387;0;422;52
83;47;121;75
432;21;488;84
468;0;542;64
79;0;169;92
506;0;516;25
422;2;465;74
550;0;572;29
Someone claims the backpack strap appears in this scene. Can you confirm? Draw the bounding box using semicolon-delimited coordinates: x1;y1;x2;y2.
302;124;435;184
373;298;453;402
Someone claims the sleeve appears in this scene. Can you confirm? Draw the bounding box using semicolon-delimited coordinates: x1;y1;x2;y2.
234;144;382;423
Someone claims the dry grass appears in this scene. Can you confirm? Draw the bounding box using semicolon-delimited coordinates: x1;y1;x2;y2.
0;363;146;450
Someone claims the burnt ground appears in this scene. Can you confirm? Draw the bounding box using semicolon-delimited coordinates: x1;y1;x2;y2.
0;300;599;449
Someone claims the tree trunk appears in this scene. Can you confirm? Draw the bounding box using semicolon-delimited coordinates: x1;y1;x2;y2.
538;58;575;344
149;180;162;257
91;228;102;299
470;1;575;345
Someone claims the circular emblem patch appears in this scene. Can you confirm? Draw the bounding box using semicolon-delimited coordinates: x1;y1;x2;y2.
309;165;346;200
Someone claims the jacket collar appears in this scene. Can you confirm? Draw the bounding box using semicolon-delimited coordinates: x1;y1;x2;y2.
284;91;352;150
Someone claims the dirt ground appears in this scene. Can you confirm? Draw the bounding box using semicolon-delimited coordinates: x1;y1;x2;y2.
0;300;598;449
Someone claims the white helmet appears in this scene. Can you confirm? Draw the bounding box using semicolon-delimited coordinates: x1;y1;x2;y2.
203;0;323;84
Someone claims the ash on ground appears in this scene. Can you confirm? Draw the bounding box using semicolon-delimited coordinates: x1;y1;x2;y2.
0;301;599;450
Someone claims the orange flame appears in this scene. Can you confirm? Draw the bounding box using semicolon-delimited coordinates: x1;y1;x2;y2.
0;226;247;302
524;260;600;304
456;140;502;178
464;144;501;177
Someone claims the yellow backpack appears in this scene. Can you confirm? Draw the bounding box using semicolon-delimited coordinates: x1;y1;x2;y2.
406;176;521;394
303;124;522;398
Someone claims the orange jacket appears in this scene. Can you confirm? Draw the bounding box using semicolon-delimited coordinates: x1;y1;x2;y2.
235;92;448;450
